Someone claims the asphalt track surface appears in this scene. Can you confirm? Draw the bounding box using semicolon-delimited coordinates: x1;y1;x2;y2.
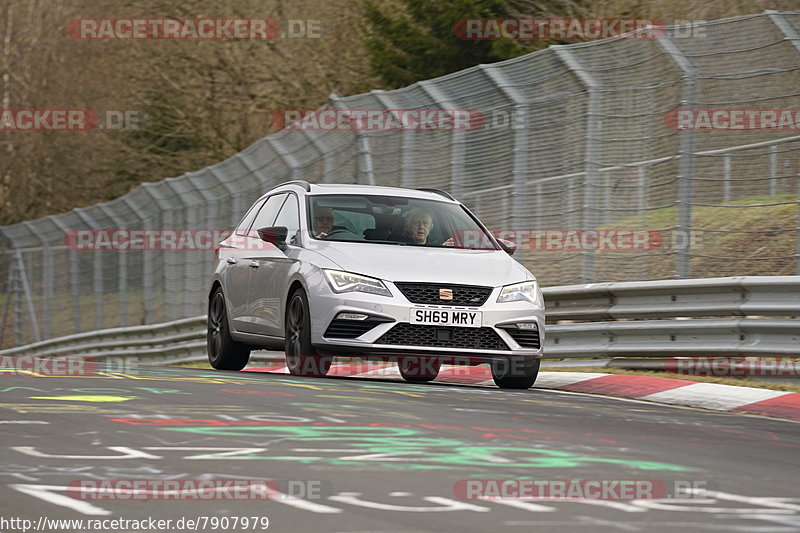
1;363;799;533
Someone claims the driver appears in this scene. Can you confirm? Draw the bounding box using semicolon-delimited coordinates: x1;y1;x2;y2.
402;208;454;246
312;206;334;239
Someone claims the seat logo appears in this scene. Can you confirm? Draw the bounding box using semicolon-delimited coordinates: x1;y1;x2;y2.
439;288;454;300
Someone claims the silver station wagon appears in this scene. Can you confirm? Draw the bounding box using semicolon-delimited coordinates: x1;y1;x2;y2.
208;181;544;388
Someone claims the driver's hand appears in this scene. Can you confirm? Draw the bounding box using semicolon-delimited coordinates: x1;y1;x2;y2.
442;237;454;246
316;232;328;239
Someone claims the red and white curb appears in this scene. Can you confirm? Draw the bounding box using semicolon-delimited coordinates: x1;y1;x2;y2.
245;364;800;421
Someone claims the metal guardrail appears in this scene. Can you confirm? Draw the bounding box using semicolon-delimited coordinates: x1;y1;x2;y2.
0;277;797;361
0;316;207;362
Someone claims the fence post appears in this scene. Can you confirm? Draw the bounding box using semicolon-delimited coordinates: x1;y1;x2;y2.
22;220;50;340
139;183;171;324
418;81;464;199
766;10;800;271
301;128;336;183
796;171;800;275
554;47;602;283
638;167;647;214
13;250;40;344
71;208;105;330
372;91;416;188
766;11;800;54
266;137;303;182
769;144;778;196
657;36;698;279
328;92;373;185
97;204;130;328
481;64;531;261
723;154;731;202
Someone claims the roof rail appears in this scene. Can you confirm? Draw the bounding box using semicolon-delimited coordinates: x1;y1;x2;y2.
415;188;455;201
278;180;311;191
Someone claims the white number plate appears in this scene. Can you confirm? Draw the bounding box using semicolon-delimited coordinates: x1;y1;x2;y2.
409;308;482;328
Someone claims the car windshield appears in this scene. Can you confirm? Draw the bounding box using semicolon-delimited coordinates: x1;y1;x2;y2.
307;194;499;250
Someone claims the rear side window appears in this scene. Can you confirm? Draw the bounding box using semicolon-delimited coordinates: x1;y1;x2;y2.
235;199;264;236
249;193;288;234
273;194;300;245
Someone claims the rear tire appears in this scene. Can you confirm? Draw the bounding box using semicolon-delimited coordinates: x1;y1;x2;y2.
491;357;540;389
207;288;251;370
285;288;331;377
398;357;441;383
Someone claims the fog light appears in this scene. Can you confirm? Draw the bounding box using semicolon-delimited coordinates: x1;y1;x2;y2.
516;322;538;330
336;312;369;321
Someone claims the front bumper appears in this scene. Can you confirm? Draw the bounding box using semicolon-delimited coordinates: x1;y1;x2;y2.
307;274;545;361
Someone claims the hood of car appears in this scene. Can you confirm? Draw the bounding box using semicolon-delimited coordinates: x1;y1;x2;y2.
311;241;531;287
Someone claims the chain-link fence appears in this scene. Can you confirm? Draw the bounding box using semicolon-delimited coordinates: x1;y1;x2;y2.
2;11;800;348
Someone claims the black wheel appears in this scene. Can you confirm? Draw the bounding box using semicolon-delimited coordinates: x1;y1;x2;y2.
398;357;441;383
491;357;540;389
285;288;331;377
207;288;251;370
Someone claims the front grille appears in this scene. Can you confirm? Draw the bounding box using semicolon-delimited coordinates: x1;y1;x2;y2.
324;319;386;339
394;283;492;306
376;324;509;351
501;327;541;349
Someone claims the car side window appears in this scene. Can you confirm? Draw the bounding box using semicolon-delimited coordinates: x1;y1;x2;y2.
273;194;300;245
235;199;265;236
248;193;287;235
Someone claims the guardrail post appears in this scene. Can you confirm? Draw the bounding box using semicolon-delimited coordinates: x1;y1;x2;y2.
656;36;697;279
554;47;602;282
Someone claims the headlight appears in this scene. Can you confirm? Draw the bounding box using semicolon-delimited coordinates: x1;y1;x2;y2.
323;269;392;297
497;280;541;305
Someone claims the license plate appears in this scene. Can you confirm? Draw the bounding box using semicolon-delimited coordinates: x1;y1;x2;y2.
409;308;482;328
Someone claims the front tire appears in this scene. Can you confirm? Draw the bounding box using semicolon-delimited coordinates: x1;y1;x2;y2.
285;288;331;377
398;357;441;383
208;288;251;370
491;357;540;389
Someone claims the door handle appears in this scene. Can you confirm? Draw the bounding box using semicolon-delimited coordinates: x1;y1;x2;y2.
226;258;237;264
249;261;260;268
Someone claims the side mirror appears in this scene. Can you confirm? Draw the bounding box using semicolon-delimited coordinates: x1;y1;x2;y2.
257;226;289;250
497;238;517;256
